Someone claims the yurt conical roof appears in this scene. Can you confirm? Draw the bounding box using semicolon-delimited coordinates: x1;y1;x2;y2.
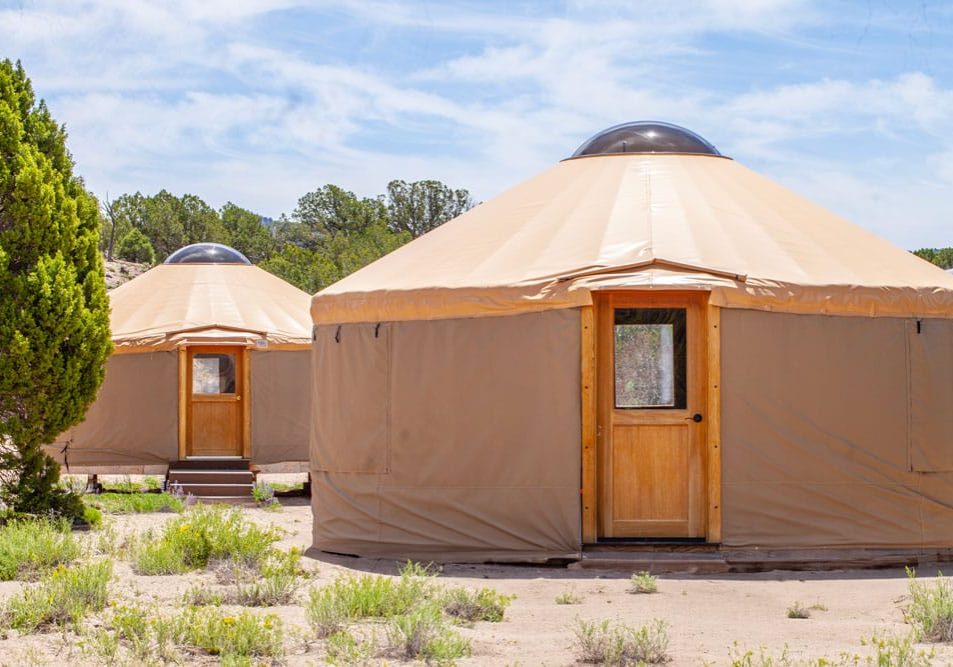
312;122;953;323
111;243;311;351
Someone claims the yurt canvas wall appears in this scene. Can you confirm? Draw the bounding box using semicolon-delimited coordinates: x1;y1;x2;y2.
48;347;312;470
311;310;581;561
721;310;953;548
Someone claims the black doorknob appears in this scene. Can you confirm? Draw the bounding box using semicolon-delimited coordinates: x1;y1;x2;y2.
692;413;703;423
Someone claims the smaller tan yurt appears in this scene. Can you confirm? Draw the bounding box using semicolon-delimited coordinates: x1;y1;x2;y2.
46;243;312;480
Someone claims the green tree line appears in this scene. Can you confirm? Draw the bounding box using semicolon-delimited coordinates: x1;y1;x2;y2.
913;248;953;270
101;179;475;293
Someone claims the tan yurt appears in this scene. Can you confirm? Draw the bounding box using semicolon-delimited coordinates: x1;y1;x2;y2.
309;121;953;563
47;243;312;487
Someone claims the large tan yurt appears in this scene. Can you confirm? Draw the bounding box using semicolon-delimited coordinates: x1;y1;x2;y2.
309;122;953;563
47;243;312;479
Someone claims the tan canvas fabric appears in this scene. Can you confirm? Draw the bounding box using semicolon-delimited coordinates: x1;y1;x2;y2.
250;350;312;464
311;323;391;473
311;310;581;561
721;309;953;548
45;353;178;467
111;264;312;351
909;318;953;472
312;154;953;324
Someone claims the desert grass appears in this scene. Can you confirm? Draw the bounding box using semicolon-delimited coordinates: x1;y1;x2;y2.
906;567;953;642
2;560;112;632
83;600;284;664
573;617;670;665
323;628;378;665
306;562;496;664
786;601;811;619
726;633;933;666
307;561;437;626
556;587;585;605
182;546;309;607
0;518;79;581
132;504;280;575
86;492;183;514
441;586;513;623
384;603;471;664
629;571;659;594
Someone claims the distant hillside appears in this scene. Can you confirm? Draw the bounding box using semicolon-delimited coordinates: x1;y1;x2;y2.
104;259;148;290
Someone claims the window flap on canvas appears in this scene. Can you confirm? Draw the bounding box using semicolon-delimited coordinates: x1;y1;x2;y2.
909;318;953;472
311;323;390;473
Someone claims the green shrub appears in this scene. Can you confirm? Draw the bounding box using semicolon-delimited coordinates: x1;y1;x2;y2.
109;601;181;662
325;629;378;665
182;585;225;607
269;481;304;493
629;571;658;594
861;632;934;667
312;561;437;621
116;228;156;264
727;643;795;667
442;586;513;623
251;481;281;510
307;586;349;638
183;547;306;608
3;560;112;632
385;603;471;665
101;601;283;663
132;505;280;575
728;635;933;667
787;601;810;619
573;618;669;665
0;518;79;581
232;570;300;607
87;492;183;514
81;505;103;528
181;607;284;659
80;625;120;661
906;567;953;642
556;588;584;605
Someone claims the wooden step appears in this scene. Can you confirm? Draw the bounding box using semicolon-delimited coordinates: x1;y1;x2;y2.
169;459;250;471
166;460;257;500
167;482;254;497
167;470;255;485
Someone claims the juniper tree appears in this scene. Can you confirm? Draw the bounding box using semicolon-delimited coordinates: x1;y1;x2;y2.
0;59;111;517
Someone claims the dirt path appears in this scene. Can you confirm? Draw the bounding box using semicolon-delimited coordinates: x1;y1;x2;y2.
1;500;950;665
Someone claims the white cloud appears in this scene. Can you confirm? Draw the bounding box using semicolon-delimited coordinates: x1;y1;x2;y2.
2;0;952;251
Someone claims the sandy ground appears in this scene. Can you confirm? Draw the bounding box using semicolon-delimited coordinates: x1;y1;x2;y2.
1;495;952;666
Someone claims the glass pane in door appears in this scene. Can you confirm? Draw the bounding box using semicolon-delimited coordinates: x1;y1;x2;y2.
614;308;687;408
192;353;237;394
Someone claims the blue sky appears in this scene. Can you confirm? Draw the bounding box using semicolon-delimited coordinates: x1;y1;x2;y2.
2;0;953;249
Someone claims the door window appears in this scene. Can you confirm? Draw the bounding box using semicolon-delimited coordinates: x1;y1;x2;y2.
192;353;237;394
614;308;687;409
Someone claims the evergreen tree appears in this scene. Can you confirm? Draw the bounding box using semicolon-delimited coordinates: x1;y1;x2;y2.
0;59;111;517
220;202;274;264
386;179;474;238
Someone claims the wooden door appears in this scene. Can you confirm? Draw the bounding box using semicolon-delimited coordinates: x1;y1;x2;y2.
186;346;243;457
597;293;708;538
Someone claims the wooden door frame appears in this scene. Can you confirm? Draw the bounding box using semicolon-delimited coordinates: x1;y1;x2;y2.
580;291;722;543
177;345;252;460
